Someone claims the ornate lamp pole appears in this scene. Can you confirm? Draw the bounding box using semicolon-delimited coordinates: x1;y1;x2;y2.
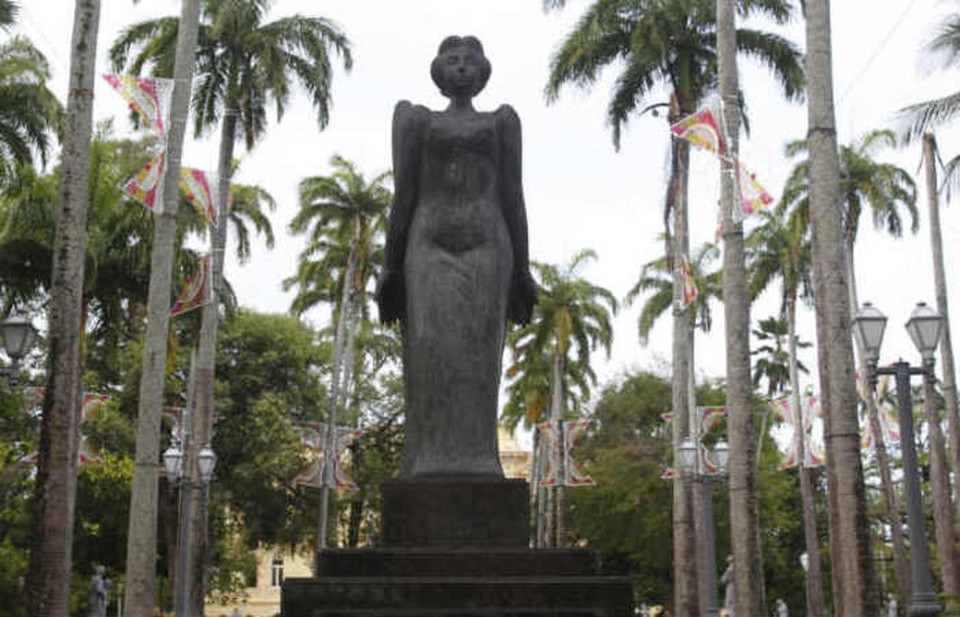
854;301;941;617
678;433;729;617
1;314;37;387
164;441;216;617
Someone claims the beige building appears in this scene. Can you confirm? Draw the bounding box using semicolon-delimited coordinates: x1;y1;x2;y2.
204;427;531;617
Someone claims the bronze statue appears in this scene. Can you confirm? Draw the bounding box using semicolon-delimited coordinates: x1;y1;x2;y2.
377;35;536;479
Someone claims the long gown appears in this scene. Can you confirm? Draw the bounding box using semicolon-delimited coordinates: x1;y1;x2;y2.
398;106;515;479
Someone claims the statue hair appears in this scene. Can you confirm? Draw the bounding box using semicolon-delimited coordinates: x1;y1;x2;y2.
430;35;491;98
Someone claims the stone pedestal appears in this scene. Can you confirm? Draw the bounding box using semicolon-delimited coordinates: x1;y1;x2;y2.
381;478;529;548
281;480;634;617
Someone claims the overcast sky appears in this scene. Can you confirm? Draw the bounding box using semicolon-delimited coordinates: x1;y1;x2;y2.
14;0;960;395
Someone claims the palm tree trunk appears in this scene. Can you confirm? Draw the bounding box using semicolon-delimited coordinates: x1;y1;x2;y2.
716;2;765;614
788;296;826;617
124;2;201;614
530;427;544;547
550;344;566;548
924;133;960;555
187;96;239;616
669;128;698;617
805;2;879;613
844;241;911;606
318;240;360;556
25;3;99;615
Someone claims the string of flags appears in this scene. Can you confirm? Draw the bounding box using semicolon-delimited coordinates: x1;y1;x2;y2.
669;97;775;222
294;421;363;491
537;419;594;487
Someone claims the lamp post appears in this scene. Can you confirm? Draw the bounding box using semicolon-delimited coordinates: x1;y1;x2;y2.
678;433;729;617
1;314;37;387
164;441;216;617
854;301;941;617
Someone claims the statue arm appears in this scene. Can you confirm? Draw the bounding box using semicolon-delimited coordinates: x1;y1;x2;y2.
377;100;424;324
497;104;537;325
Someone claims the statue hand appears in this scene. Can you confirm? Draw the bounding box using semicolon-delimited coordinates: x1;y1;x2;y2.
508;270;537;326
376;268;405;324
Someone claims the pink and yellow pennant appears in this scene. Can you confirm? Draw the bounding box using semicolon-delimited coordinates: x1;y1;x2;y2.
737;163;774;216
170;254;210;317
102;74;173;140
670;105;726;155
680;257;698;309
123;151;166;212
179;168;219;226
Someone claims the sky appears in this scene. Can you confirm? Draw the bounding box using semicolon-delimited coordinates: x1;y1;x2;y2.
14;0;960;398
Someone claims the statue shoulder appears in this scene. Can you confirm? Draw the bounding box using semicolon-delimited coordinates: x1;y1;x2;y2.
394;100;430;129
494;104;521;132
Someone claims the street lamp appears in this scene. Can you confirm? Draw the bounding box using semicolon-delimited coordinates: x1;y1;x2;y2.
853;301;940;617
1;314;37;387
678;433;729;617
164;441;216;617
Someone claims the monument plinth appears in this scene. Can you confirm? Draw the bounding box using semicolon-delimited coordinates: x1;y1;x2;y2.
281;35;633;617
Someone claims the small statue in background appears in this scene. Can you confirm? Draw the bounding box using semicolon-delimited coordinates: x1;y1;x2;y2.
88;565;110;617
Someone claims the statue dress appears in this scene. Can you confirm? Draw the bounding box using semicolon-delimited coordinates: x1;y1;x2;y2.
377;35;535;481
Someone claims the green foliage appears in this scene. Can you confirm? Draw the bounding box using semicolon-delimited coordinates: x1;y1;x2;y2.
566;371;674;603
212;310;328;550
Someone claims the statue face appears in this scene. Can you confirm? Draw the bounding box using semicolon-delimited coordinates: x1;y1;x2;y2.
439;44;485;98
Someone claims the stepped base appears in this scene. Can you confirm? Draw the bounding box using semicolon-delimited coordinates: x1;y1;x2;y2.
282;549;633;617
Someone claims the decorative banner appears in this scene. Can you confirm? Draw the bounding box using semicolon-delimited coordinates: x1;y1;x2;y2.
538;419;594;487
772;395;825;469
856;373;900;450
162;406;186;447
562;419;594;486
179;168;219;226
123;150;166;212
537;420;560;487
737;163;774;216
78;393;110;465
293;422;361;491
170;254;211;317
102;74;174;140
679;256;698;309
660;406;727;479
670;103;726;156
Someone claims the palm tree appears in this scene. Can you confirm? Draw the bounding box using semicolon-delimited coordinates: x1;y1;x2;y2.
751;316;808;397
506;249;616;548
804;2;879;613
25;2;100;615
781;130;922;606
0;36;61;180
111;1;350;603
543;3;802;611
745;206;826;615
284;154;390;553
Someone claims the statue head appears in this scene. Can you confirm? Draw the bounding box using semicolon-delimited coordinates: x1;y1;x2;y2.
430;35;491;100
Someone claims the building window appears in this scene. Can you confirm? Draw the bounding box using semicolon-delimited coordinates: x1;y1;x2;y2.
270;556;284;587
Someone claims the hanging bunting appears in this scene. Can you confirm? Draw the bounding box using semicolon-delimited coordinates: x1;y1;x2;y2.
123;150;166;212
679;256;698;309
670;102;726;156
102;74;174;140
170;254;211;317
162;406;186;447
771;396;826;469
179;168;219;226
538;420;560;487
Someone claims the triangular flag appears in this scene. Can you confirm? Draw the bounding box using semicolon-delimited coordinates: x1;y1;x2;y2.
102;74;173;140
179;168;219;226
670;103;726;156
123;151;166;212
170;254;210;317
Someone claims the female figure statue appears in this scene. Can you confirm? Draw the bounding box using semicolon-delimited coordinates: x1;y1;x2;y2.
377;35;536;479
